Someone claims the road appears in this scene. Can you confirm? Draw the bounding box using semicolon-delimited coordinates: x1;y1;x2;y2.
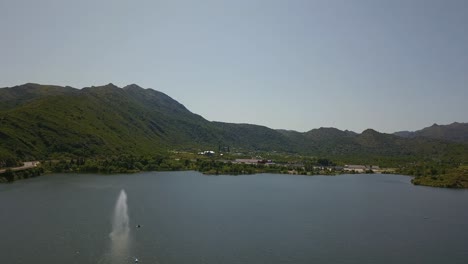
0;161;39;174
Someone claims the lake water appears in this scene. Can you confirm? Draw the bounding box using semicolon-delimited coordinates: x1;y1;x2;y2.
1;172;467;264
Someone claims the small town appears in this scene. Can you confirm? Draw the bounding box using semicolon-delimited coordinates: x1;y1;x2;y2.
196;150;390;175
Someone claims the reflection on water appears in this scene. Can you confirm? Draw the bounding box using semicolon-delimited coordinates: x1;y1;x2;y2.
106;189;131;264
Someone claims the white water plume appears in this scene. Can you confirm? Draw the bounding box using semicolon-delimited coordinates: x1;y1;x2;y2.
108;189;131;264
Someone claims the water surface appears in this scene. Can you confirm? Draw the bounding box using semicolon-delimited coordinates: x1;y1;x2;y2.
1;172;467;263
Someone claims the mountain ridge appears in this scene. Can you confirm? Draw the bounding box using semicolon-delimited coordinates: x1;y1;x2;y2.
1;83;467;167
394;122;468;144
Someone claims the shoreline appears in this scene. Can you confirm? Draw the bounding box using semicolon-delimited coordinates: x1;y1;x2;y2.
2;165;467;189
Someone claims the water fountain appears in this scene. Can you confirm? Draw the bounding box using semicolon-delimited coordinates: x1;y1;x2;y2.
108;189;131;264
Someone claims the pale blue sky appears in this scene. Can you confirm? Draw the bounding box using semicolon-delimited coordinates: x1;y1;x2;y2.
1;0;467;133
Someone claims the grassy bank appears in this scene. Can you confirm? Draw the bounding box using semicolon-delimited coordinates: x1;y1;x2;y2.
411;166;468;188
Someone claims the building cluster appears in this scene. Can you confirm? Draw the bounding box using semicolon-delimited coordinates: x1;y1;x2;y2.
343;165;381;173
198;150;215;156
195;151;383;174
233;158;275;165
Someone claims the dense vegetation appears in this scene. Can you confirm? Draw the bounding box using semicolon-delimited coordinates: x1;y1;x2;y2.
0;153;368;183
36;155;275;175
1;83;468;188
400;164;468;188
0;167;43;183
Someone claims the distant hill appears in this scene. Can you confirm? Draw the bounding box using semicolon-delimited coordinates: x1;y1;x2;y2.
394;122;468;144
1;83;467;166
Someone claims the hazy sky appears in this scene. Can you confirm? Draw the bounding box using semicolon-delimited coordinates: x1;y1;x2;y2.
1;0;467;133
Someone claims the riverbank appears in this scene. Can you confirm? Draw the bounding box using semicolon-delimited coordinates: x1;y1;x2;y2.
2;157;467;189
0;167;44;183
411;166;468;188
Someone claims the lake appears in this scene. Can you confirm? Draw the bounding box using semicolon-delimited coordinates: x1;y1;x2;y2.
1;172;467;264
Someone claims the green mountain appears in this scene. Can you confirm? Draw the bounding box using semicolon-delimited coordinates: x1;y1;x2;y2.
279;127;468;165
0;83;219;160
394;122;468;144
1;83;467;167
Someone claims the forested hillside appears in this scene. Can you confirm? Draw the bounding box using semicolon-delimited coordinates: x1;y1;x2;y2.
1;83;467;168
